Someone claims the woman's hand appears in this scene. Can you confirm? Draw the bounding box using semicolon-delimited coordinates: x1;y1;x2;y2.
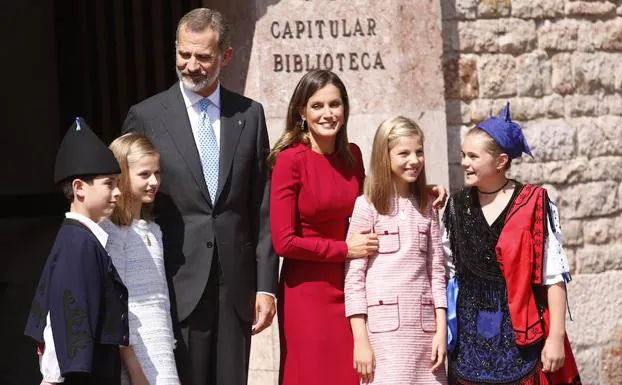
346;229;378;259
430;329;447;372
353;338;375;384
541;334;565;373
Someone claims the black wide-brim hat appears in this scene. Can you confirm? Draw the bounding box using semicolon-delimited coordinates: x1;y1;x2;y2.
54;117;121;183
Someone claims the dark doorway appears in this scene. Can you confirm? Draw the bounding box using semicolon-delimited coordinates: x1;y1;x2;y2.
0;0;202;382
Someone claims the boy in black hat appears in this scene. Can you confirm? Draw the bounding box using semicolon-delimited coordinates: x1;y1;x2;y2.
24;118;129;385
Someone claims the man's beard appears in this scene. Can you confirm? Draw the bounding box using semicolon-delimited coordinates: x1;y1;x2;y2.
176;68;215;93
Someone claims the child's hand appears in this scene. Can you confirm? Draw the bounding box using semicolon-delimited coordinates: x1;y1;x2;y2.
428;184;448;209
430;330;447;372
541;335;565;373
353;339;375;384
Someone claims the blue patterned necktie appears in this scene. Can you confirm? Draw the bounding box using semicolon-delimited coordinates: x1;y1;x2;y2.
197;97;219;204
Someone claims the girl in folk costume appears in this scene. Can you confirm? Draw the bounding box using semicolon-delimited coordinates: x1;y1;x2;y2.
443;103;581;385
345;116;448;385
101;134;180;385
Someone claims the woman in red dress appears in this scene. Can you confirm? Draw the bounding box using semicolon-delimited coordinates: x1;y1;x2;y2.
269;70;379;385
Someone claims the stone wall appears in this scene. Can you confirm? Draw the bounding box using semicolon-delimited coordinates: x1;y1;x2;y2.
441;1;622;384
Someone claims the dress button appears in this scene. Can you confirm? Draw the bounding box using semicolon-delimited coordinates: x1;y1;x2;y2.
207;241;213;248
121;313;126;321
379;300;384;305
119;293;124;300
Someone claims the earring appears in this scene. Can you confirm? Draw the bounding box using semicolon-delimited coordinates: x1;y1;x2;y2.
300;116;308;132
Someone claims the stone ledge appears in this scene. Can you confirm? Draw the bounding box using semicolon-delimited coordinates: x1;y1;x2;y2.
457;19;536;54
443;55;480;100
538;19;579;51
512;0;565;19
555;180;620;218
572;347;601;385
575;243;622;274
578;19;622;52
509;156;622;185
572;52;621;94
248;369;278;385
576;116;622;157
566;271;622;348
583;216;622;244
552;53;575;95
477;54;517;98
477;0;511;18
523;118;576;161
601;340;622;385
566;1;617;17
441;0;478;21
516;50;552;97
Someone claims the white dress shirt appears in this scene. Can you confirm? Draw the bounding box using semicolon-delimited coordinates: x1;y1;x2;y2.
179;81;222;148
40;212;110;383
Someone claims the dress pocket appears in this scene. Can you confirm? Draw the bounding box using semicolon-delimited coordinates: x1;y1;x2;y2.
420;295;437;332
367;296;400;333
418;223;429;253
375;225;400;254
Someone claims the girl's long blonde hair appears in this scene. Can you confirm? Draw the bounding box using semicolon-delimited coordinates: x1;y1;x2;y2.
364;116;428;215
109;133;159;226
267;69;354;167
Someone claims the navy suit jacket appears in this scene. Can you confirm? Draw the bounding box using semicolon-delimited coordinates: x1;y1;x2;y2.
122;84;278;322
25;219;128;382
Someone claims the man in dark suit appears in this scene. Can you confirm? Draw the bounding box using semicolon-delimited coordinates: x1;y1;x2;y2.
122;8;278;385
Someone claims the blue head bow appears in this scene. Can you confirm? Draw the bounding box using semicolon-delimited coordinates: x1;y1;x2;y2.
477;103;533;159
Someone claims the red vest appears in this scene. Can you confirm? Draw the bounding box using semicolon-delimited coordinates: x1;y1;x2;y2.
497;185;581;385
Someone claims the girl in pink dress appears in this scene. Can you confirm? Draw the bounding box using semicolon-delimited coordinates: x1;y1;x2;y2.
345;116;448;385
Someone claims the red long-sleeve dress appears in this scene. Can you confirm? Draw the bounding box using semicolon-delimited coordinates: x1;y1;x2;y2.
271;143;365;385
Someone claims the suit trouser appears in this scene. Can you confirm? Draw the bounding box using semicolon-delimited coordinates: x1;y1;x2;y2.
174;249;252;385
63;372;120;385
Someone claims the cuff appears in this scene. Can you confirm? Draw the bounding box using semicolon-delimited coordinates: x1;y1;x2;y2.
345;303;368;318
544;274;566;286
434;292;448;309
257;291;276;299
333;241;349;261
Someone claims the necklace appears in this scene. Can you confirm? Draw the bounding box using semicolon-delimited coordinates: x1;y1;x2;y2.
477;179;509;195
395;194;414;219
134;220;151;247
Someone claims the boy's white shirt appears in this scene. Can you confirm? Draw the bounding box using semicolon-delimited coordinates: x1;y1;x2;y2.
40;212;109;383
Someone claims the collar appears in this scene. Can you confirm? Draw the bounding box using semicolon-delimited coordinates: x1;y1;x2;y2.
65;212;109;248
179;81;221;110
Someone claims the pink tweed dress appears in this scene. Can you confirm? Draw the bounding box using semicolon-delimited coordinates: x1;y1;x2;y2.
345;195;448;385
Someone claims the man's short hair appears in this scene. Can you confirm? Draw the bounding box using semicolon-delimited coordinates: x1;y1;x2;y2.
60;175;96;203
176;8;231;52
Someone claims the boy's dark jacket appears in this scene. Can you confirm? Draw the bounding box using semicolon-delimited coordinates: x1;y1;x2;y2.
25;218;129;383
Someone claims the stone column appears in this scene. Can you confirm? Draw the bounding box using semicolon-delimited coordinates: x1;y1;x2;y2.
243;1;449;188
216;1;449;384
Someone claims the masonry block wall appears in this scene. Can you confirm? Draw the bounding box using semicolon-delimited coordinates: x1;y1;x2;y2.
441;1;622;383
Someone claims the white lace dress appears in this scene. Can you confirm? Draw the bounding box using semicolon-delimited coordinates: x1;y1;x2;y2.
102;219;180;385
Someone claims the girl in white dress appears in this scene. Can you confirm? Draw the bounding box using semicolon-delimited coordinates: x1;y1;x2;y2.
101;133;180;385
